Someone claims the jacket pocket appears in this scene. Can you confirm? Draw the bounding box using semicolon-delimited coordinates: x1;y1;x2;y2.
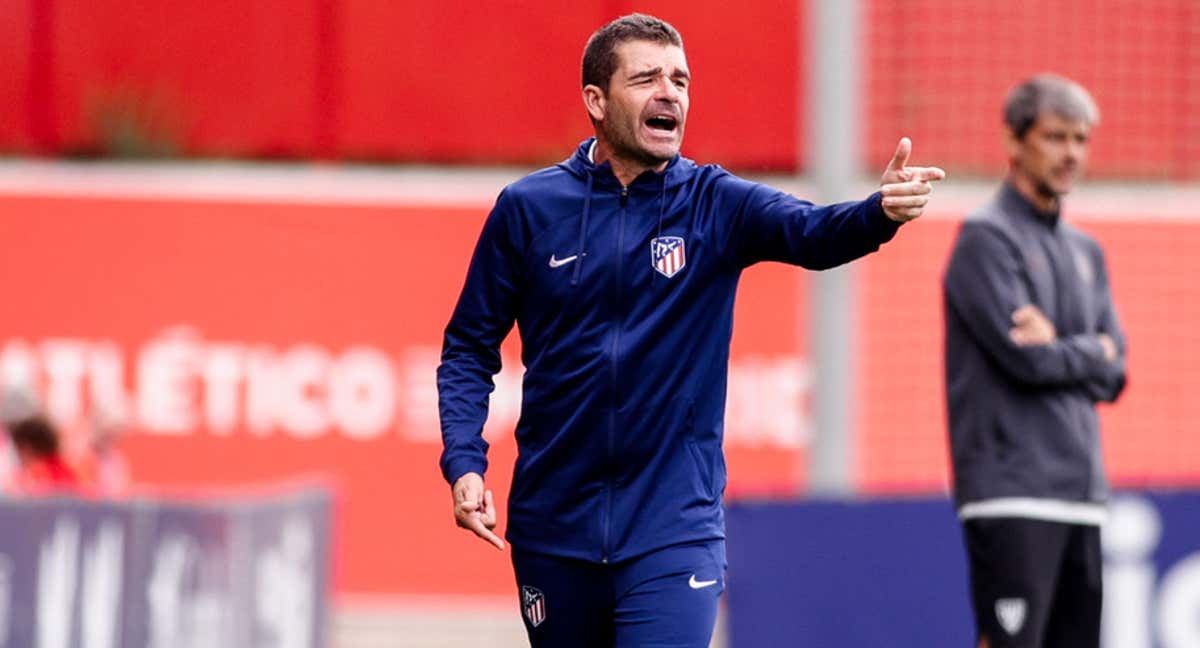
992;419;1011;464
683;402;716;499
686;440;713;499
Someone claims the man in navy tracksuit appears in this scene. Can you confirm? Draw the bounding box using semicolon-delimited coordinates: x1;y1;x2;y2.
438;14;945;647
944;75;1127;648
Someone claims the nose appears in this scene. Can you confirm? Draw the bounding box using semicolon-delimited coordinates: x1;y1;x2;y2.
1065;138;1087;163
653;77;681;102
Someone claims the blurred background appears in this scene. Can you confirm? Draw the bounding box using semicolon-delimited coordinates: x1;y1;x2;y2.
1;1;1198;646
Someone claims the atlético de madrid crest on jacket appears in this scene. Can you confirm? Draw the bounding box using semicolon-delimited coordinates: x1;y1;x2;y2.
650;236;686;278
521;585;546;627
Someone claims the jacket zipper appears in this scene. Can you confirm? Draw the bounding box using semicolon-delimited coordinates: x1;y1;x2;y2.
602;185;629;563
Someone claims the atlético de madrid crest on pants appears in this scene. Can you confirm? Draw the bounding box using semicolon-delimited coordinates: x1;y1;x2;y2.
521;585;546;627
650;236;686;278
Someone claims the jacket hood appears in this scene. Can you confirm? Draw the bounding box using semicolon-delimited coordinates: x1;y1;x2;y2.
558;137;697;191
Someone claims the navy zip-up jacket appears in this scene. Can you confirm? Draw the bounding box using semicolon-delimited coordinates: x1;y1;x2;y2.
439;138;902;562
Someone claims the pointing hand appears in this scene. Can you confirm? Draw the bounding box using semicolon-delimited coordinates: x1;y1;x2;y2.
879;137;946;223
452;472;505;550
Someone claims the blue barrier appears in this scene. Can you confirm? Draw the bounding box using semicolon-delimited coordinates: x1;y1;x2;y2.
727;491;1200;648
0;486;331;648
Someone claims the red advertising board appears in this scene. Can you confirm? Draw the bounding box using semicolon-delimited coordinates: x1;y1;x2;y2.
0;191;810;596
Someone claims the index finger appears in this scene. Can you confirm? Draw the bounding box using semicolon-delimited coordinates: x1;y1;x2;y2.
910;166;946;182
465;516;506;550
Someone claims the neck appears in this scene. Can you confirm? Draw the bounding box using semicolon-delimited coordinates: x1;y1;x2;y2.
1008;172;1060;213
592;137;668;186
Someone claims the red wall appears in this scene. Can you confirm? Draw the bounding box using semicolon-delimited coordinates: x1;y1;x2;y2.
337;0;802;168
3;1;804;169
4;1;1197;175
47;0;324;157
0;0;34;151
865;1;1200;180
336;1;598;164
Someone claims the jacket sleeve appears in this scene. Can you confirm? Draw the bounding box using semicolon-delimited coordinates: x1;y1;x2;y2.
727;178;902;269
1083;246;1128;403
944;221;1114;387
436;190;523;486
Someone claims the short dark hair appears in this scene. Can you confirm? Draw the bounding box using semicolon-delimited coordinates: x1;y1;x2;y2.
1004;74;1099;139
582;14;683;93
7;416;60;459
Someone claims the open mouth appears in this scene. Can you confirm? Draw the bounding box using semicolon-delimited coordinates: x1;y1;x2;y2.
645;115;678;132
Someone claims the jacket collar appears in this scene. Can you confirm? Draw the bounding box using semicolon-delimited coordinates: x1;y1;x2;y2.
999;180;1061;228
561;137;693;192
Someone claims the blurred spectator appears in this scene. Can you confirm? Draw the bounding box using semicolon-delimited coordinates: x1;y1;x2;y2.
0;384;131;497
0;384;39;422
0;435;13;495
0;384;42;495
73;406;132;497
4;415;81;496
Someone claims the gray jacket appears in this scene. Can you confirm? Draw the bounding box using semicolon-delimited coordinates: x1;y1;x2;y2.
943;183;1127;519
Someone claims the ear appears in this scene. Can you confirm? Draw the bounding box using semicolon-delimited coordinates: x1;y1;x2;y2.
1004;127;1022;164
583;85;606;122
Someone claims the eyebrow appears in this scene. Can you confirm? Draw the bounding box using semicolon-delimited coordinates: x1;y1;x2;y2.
628;67;691;82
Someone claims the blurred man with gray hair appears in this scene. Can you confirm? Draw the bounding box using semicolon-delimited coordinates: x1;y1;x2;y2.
943;74;1127;648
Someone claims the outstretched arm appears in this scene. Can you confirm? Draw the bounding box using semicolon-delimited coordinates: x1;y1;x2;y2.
730;137;945;269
